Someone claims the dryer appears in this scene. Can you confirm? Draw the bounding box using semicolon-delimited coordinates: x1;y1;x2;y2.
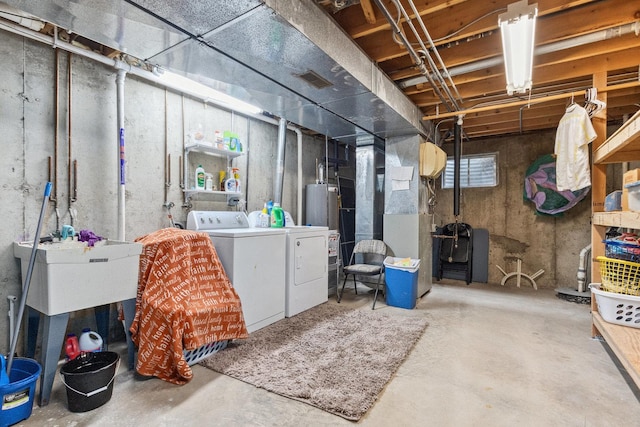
247;210;328;317
187;211;286;333
284;225;328;317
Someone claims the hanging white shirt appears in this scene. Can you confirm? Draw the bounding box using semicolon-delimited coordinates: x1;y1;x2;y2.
554;104;597;191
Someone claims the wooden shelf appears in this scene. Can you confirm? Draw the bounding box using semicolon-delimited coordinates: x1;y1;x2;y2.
591;102;640;393
592;311;640;388
593;110;640;164
593;211;640;228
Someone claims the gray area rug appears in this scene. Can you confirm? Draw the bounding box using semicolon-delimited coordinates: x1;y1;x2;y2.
200;302;428;420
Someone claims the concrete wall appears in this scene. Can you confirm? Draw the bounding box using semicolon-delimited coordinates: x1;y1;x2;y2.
0;32;327;354
434;131;594;289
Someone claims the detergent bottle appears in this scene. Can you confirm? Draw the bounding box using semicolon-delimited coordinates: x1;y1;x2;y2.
79;328;103;353
219;170;226;192
259;203;270;228
232;168;241;193
195;165;206;190
270;203;284;228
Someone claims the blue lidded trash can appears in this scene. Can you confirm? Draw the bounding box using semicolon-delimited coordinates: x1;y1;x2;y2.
384;257;420;309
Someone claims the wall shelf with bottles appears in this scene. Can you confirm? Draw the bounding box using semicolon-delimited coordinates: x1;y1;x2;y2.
183;141;244;199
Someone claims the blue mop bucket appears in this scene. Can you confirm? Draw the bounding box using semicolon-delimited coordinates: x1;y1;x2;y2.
0;356;41;426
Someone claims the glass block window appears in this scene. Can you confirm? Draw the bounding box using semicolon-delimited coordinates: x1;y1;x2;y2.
442;153;498;188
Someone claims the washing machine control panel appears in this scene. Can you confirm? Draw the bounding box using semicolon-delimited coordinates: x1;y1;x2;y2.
187;211;250;231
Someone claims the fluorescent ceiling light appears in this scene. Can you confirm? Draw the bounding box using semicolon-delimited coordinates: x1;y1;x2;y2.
156;69;263;115
499;0;538;95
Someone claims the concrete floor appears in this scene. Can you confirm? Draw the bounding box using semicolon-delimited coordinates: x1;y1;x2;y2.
15;280;640;426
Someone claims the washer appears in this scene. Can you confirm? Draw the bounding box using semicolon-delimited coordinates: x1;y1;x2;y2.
248;210;328;317
284;225;329;317
187;211;286;333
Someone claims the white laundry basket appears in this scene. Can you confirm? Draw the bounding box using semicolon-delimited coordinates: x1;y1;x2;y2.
590;283;640;328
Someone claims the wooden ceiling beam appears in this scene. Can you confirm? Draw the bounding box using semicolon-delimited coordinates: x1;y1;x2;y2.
410;46;640;106
359;0;377;24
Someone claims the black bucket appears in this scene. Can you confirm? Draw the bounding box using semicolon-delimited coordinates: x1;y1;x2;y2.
60;351;119;413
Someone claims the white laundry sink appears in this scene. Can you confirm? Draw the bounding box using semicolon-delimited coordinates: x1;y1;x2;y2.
13;240;142;315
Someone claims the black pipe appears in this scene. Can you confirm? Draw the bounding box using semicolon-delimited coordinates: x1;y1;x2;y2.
453;119;461;216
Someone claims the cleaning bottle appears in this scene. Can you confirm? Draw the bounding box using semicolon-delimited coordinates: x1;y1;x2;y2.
65;333;81;360
270;202;284;228
232;167;241;193
259;203;270;228
195;165;206;190
79;328;103;353
225;167;237;192
205;173;214;191
219;170;226;192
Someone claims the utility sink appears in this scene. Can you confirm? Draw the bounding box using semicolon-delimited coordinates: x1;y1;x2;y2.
13;240;143;315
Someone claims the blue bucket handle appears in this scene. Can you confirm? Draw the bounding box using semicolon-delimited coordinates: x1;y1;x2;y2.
0;354;9;385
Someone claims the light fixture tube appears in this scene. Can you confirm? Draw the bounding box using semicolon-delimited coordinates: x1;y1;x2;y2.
499;0;538;95
157;69;263;115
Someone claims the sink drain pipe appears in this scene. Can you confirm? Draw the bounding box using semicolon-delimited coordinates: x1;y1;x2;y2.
577;244;592;292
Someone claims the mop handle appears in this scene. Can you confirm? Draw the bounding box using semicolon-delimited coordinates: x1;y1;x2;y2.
7;182;52;374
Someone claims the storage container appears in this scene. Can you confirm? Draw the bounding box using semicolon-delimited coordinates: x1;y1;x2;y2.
604;190;622;211
384;257;420;309
604;239;640;263
625;180;640;212
590;283;640;328
60;352;119;413
596;256;640;296
0;357;41;426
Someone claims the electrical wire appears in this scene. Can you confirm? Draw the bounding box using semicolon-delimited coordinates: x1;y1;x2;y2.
432;8;507;44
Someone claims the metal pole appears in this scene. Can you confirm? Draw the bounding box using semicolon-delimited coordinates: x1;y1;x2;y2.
453;118;461;217
7;182;52;373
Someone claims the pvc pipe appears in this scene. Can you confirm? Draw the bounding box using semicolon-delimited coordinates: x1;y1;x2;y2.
293;127;302;226
273;117;287;205
116;69;126;241
1;18;307;222
577;244;592;293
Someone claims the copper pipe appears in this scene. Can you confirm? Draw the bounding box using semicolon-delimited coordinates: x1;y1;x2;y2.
50;47;59;204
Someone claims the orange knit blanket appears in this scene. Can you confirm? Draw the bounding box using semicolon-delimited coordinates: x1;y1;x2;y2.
129;228;248;384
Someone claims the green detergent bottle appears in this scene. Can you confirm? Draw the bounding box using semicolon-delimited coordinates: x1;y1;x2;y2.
270;203;284;228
